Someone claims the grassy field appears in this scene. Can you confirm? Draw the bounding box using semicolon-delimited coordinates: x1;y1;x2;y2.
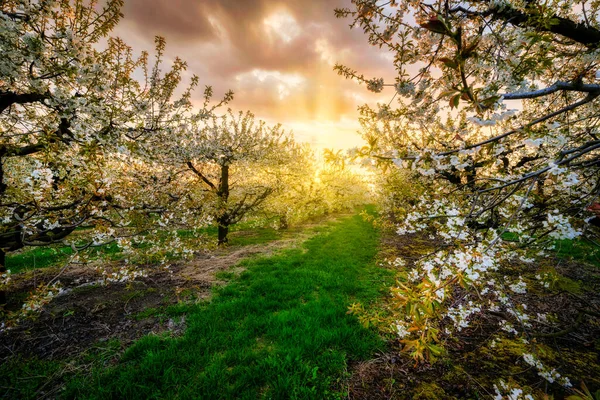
1;210;394;399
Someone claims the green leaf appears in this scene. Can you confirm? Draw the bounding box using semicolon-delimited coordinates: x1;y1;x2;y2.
439;90;458;98
449;94;460;109
548;17;561;26
439;57;458;69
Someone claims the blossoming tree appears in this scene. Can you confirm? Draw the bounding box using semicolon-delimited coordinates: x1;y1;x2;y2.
0;0;217;306
336;0;600;389
169;110;297;245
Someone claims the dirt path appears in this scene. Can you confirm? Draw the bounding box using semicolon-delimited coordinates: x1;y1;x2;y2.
179;230;319;287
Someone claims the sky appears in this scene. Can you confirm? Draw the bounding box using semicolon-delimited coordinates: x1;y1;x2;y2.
113;0;397;151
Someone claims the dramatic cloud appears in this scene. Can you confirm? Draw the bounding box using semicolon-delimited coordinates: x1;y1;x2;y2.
115;0;396;149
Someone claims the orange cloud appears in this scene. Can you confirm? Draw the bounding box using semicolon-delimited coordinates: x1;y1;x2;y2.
116;0;397;149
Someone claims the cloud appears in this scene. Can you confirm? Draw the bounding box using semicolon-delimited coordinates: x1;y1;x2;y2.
117;0;397;149
235;69;306;100
121;0;216;40
263;10;302;43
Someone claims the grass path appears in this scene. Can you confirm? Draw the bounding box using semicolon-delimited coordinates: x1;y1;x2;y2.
66;210;392;399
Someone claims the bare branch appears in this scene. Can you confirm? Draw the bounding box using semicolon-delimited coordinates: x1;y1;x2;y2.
186;161;216;190
502;81;600;100
440;92;600;156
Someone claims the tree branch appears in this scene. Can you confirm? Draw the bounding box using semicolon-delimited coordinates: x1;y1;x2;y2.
0;90;49;114
502;81;600;100
3;143;45;157
440;92;600;156
450;2;600;46
186;161;216;190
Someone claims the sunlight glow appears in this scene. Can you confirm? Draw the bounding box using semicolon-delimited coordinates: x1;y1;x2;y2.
314;38;335;66
235;69;306;100
282;118;366;151
263;11;301;43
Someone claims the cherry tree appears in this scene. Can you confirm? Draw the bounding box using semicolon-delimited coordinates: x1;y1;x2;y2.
0;0;216;307
320;149;374;212
257;143;319;229
172;110;296;245
336;0;600;388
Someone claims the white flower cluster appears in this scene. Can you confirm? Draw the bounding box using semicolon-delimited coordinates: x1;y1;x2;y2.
562;172;580;187
1;269;11;286
523;138;544;148
534;273;552;289
395;321;410;338
547;162;567;176
397;210;428;234
522;353;572;387
102;266;148;284
518;256;535;263
499;320;518;335
377;104;392;120
395;81;416;97
389;257;406;268
493;380;534;400
508;278;527;294
23;164;54;201
468;109;518;127
366;78;384;93
21;282;65;315
543;210;581;240
446;301;481;331
91;228;116;246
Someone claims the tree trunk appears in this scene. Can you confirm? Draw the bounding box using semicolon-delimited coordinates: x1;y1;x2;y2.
217;164;230;246
279;215;288;230
0;249;6;306
218;224;229;245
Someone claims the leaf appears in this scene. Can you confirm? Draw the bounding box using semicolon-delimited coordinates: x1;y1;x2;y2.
419;15;448;34
427;343;443;356
449;94;460;109
439;90;458;98
439;57;458;69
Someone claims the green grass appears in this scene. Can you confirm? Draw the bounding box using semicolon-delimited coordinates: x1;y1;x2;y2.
500;232;600;268
0;356;63;399
5;220;283;274
5;241;127;274
228;226;282;246
5;246;75;274
0;339;124;400
552;238;600;267
62;209;392;399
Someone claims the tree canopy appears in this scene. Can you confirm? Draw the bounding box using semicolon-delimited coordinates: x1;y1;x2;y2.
0;0;224;306
336;0;600;389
